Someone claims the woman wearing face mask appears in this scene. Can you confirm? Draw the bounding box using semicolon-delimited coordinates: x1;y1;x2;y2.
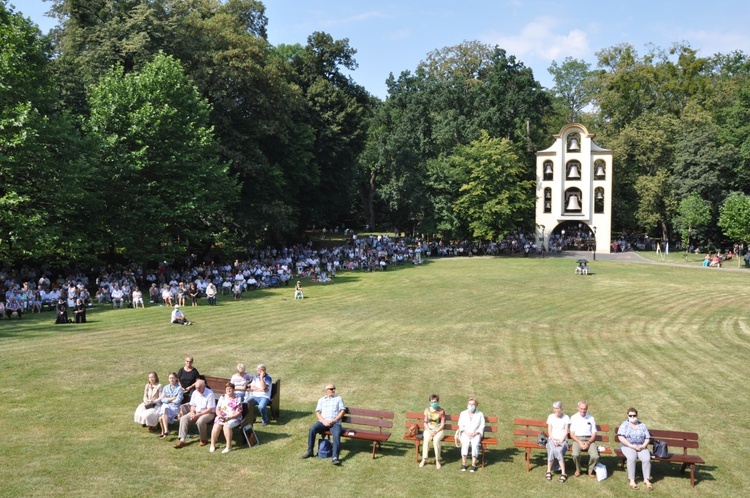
457;397;485;472
617;407;653;490
419;394;445;468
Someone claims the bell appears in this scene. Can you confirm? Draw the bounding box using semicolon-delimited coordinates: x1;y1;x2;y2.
544;200;551;210
566;194;582;211
568;162;581;179
544;163;553;176
569;137;580;151
596;189;604;200
544;189;551;199
595;164;605;178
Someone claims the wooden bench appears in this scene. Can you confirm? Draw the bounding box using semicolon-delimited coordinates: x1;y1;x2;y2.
403;412;499;468
203;375;280;422
322;407;394;459
513;418;611;472
614;430;704;487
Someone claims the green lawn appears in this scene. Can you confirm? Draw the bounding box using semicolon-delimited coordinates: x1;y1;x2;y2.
1;256;747;497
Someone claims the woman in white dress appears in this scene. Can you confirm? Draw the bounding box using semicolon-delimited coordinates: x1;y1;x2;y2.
134;372;162;431
457;397;485;472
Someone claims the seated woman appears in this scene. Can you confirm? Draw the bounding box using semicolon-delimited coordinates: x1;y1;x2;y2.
132;287;145;308
230;363;252;402
210;383;243;453
134;372;162;431
420;393;445;469
54;298;68;324
546;401;570;482
618;407;653;490
188;283;200;306
157;372;184;438
457;397;485;472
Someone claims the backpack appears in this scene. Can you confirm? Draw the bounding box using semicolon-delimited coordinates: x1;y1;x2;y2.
318;438;332;458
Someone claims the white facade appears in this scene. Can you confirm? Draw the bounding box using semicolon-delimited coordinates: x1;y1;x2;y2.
535;123;613;254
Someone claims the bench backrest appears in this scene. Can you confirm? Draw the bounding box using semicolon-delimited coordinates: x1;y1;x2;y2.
406;412;499;437
615;429;698;455
203;375;279;401
514;418;610;443
343;407;394;433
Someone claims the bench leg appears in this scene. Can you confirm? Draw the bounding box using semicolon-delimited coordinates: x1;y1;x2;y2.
525;448;531;472
481;443;486;469
371;441;377;459
414;440;421;463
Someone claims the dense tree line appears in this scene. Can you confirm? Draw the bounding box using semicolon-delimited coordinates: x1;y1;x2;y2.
2;0;750;269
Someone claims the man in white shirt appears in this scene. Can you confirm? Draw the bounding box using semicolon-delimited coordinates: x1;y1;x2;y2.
569;400;600;478
174;379;215;448
110;285;124;308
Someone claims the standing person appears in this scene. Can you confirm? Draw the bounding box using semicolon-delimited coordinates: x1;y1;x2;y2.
187;283;200;306
177;282;186;307
177;356;200;403
134;372;162;431
617;407;653;490
294;281;303;299
210;383;243;453
248;364;272;426
205;282;217;306
419;394;446;469
300;383;345;465
73;298;87;323
457;397;485;472
174;379;215;449
545;401;570;482
157;372;183;438
569;400;600;478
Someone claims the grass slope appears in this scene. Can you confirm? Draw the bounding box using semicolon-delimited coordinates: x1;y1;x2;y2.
0;256;748;497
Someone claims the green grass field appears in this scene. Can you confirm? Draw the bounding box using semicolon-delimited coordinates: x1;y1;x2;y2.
1;256;748;497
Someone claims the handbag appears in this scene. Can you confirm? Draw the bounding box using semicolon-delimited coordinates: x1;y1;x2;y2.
652;439;669;458
594;462;608;481
405;422;419;437
537;431;548;447
144;403;156;409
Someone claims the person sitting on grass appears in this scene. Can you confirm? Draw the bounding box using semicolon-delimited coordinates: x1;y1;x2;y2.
294;281;303;300
5;296;23;319
170;305;191;325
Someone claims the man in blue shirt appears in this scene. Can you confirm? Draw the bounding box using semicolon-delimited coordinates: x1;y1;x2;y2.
300;383;345;465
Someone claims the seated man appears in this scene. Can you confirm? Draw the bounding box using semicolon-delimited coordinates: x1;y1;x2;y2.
569;400;600;478
5;296;23;319
111;285;124;308
247;364;273;426
174;379;215;448
148;283;159;304
170;305;191;325
300;383;345;465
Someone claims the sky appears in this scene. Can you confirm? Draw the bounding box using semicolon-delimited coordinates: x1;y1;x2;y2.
14;0;750;99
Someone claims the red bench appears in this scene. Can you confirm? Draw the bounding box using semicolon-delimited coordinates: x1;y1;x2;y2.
403;412;499;468
614;430;704;487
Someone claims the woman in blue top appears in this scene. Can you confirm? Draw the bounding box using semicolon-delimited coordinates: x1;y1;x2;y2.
158;372;184;438
617;407;653;490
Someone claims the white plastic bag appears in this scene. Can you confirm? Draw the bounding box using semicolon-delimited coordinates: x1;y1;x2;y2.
595;462;608;481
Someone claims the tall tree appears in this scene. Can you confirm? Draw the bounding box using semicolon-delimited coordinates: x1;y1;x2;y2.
84;53;237;261
673;193;711;255
451;132;535;240
718;192;750;246
548;57;594;123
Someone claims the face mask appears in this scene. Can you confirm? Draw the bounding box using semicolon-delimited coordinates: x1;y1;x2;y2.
430;402;439;409
628;416;638;423
468;405;476;413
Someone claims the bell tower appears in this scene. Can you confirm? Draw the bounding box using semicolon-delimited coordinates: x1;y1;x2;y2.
535;123;613;254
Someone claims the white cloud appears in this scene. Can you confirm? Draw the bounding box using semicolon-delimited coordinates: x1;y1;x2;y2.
319;11;387;28
482;16;590;62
